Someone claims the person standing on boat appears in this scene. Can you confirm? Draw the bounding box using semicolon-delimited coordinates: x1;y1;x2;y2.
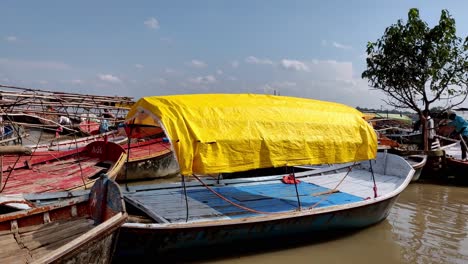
424;110;436;149
99;118;110;133
413;110;435;150
446;112;468;160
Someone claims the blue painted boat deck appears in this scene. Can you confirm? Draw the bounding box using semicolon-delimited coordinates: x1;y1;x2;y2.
182;182;363;219
125;181;364;223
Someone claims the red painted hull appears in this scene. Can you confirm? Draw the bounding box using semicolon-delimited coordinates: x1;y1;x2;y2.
0;141;126;195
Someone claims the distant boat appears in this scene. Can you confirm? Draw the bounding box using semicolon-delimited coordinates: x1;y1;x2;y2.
0;175;127;264
110;94;414;255
79;120;100;135
26;130;127;152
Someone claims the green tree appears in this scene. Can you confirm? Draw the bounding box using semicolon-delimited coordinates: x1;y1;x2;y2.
362;8;468;150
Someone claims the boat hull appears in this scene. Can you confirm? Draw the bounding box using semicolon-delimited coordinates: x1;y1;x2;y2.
116;194;399;255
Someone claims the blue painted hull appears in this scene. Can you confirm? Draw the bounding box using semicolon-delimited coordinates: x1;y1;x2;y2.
116;194;399;255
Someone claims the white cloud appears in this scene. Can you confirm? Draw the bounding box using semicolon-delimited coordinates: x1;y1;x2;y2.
273;81;296;87
189;75;216;84
0;58;70;70
280;59;310;72
332;41;352;50
231;60;239;68
5;36;17;42
151;78;167;84
144;17;160;29
245;56;274;65
188;60;207;68
216;69;223;75
71;79;84;84
98;74;121;83
165;68;175;74
135;64;144;69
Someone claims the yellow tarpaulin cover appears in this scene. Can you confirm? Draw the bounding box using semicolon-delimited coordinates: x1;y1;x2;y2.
126;94;377;175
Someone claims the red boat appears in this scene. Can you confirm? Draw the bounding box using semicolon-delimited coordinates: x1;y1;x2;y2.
79;120;100;135
0;141;127;195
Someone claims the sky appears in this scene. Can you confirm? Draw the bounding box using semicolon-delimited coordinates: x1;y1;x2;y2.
0;0;467;109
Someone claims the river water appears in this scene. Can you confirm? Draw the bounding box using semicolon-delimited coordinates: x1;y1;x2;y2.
159;181;468;264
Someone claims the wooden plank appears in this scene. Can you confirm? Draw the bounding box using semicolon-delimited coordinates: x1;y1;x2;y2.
124;196;169;223
33;213;126;263
19;217;89;235
21;220;94;250
0;250;29;264
30;233;80;260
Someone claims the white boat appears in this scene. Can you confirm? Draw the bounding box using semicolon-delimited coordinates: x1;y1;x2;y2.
108;94;414;256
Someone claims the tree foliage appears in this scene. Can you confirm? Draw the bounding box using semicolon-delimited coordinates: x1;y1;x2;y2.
362;8;468;115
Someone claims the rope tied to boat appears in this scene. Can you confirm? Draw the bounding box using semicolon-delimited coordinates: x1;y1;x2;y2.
191;174;277;215
306;163;357;209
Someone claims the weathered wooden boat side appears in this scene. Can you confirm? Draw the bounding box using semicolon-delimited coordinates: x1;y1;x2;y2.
0;141;127;195
116;137;179;181
79;120;100;135
439;140;468;173
0;175;127;264
27;130;127;152
116;152;414;254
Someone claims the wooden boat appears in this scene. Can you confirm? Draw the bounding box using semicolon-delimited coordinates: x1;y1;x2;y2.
0;141;127;195
26;130;127;152
439;140;468;173
79;120;100;135
0;122;27;146
111;94;414;256
116;137;179;181
0;175;127;263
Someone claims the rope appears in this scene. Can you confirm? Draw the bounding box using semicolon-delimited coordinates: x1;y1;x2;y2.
191;174;276;215
0;155;23;193
307;163;357;209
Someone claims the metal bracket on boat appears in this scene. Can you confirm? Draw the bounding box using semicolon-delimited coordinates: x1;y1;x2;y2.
71;205;78;217
10;220;18;233
43;212;51;223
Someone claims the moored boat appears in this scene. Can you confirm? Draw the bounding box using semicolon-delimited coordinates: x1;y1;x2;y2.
116;137;179;181
404;154;427;182
0;141;127;195
0;175;127;263
111;94;414;256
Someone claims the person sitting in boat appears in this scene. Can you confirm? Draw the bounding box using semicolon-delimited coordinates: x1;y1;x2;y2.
58;115;72;126
99;119;110;133
446;112;468;160
102;109;115;119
